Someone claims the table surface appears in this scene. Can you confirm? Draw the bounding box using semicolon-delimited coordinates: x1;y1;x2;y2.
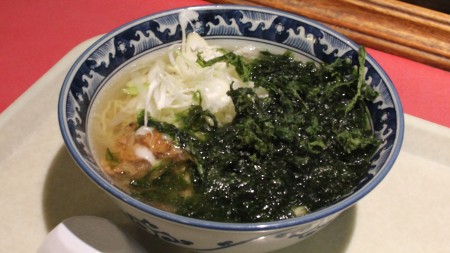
1;1;450;252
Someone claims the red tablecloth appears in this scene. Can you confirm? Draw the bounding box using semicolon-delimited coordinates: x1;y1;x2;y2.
1;0;449;127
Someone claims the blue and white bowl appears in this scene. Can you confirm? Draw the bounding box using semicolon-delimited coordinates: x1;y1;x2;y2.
58;5;404;253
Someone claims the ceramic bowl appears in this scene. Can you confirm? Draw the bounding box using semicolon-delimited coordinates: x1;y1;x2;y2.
58;5;404;253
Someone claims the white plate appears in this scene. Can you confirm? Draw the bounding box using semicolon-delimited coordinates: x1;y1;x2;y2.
1;37;449;253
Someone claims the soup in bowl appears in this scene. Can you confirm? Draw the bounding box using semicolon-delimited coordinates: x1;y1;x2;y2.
58;5;403;253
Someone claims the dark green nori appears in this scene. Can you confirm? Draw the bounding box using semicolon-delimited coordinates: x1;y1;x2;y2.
130;47;380;222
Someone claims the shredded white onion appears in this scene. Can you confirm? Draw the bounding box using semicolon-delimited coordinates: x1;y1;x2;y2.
121;32;253;127
134;145;158;165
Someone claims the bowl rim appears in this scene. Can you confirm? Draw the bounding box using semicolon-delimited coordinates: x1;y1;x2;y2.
58;4;404;231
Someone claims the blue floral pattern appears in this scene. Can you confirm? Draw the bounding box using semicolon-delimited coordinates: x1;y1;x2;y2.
125;213;194;246
125;211;338;251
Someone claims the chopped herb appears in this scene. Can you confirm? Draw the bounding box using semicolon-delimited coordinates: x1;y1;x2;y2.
105;148;121;167
134;48;380;222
